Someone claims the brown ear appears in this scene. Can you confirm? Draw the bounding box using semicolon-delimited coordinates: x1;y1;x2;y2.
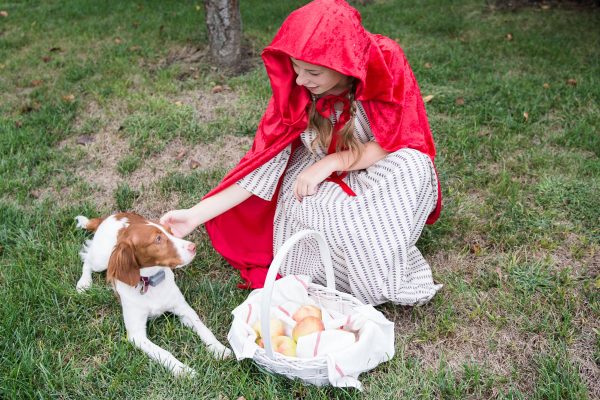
107;241;140;287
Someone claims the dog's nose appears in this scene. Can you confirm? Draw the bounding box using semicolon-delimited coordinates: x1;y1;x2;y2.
187;243;196;253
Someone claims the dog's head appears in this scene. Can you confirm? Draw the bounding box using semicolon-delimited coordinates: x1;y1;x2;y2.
107;221;196;287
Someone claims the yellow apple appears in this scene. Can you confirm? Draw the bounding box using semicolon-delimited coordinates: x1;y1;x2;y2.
252;318;285;338
292;305;322;322
292;316;324;341
272;335;297;357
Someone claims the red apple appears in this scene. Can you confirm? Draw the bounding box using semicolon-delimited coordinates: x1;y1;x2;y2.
292;305;322;322
252;318;285;338
292;316;324;341
271;335;297;357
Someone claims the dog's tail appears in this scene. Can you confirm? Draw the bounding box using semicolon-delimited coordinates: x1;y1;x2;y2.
75;215;105;232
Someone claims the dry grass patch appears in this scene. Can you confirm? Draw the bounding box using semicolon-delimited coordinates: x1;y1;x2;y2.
49;93;252;218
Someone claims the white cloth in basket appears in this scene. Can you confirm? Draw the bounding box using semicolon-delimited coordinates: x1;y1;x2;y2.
228;274;395;390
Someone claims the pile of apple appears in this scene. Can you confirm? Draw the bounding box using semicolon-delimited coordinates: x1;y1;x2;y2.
252;304;356;358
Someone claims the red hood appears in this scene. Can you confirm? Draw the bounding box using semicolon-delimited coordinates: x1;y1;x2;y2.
262;0;398;127
204;0;441;289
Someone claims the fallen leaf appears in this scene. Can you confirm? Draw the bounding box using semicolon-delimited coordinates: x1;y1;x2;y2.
455;97;465;106
30;79;43;87
15;120;22;128
422;94;434;103
212;85;224;94
42;56;52;63
49;47;62;52
523;112;529;122
543;83;550;89
129;45;141;52
114;37;122;44
174;101;183;106
175;149;187;160
469;243;482;256
566;78;577;86
76;135;95;145
189;159;201;169
424;62;432;69
29;190;41;199
505;33;513;41
62;94;75;102
0;11;8;17
0;63;5;69
541;4;551;10
196;5;201;11
132;22;139;28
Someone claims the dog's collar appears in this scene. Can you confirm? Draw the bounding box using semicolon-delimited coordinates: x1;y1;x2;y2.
137;270;166;295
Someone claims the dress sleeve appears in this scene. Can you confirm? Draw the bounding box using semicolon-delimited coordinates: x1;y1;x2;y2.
237;144;292;201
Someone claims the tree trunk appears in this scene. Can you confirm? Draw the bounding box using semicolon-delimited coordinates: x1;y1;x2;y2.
204;0;242;70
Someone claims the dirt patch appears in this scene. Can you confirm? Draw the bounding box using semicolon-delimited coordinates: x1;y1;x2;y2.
49;93;253;219
173;87;240;124
568;323;600;398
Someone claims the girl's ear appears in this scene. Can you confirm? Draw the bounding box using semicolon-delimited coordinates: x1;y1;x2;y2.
107;241;140;287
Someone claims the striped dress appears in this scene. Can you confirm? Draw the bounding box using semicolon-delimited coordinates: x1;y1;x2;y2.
238;101;441;306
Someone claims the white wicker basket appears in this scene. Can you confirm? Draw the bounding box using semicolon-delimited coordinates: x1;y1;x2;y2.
230;229;394;388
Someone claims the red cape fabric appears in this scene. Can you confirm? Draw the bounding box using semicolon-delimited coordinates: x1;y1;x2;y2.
204;0;442;289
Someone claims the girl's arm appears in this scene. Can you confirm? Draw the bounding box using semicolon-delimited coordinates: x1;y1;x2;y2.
330;141;390;171
160;184;252;238
293;141;390;200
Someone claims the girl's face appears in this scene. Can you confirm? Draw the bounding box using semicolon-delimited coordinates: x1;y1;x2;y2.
291;57;350;96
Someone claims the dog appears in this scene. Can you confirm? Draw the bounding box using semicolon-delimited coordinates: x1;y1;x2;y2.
75;212;231;376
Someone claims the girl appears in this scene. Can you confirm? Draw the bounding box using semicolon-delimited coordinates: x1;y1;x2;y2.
160;0;442;306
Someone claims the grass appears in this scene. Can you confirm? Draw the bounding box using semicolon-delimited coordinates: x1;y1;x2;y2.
1;0;599;398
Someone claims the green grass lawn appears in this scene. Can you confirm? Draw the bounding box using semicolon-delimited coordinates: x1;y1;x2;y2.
1;0;598;398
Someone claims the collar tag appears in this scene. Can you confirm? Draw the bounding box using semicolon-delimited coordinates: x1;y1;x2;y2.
137;270;166;295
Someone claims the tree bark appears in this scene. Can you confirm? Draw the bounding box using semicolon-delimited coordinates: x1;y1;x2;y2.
204;0;242;70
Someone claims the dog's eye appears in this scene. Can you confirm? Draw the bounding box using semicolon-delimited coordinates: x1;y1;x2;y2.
155;235;162;244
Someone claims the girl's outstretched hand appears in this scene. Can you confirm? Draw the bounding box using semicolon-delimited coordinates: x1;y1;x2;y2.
293;156;338;202
159;209;200;238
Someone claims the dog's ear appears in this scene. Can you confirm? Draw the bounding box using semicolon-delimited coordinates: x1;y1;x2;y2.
107;241;140;287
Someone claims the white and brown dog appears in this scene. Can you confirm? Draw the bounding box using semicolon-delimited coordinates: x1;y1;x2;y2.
75;212;231;376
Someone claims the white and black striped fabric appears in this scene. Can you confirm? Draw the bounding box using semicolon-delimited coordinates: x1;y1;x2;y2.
238;101;441;306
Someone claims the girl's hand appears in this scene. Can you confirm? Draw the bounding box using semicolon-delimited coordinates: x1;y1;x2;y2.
159;208;201;238
293;156;339;201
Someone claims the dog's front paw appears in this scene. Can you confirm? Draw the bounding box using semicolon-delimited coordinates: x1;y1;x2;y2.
173;364;197;378
76;276;92;292
208;344;232;360
75;216;89;229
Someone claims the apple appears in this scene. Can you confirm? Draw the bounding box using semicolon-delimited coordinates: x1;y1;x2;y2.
292;316;324;341
256;337;264;348
292;305;322;322
271;335;297;357
252;318;285;338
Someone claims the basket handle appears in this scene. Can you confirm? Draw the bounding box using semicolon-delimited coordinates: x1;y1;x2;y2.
261;229;335;358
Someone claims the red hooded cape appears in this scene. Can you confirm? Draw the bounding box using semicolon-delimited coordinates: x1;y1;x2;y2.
204;0;442;289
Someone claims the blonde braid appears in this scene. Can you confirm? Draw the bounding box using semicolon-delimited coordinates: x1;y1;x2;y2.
335;81;363;168
307;79;363;167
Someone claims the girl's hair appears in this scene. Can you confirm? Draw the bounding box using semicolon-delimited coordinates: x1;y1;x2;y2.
307;79;363;167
